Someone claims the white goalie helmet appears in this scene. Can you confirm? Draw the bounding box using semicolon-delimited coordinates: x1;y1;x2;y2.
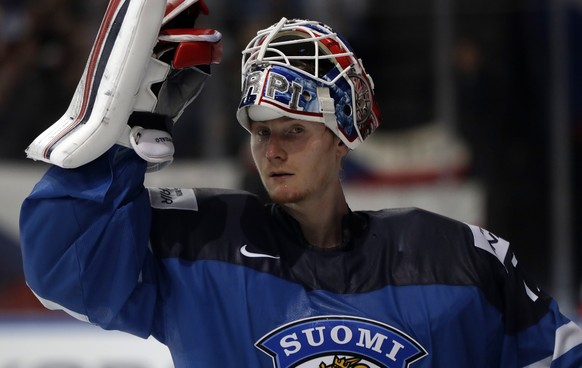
236;17;381;149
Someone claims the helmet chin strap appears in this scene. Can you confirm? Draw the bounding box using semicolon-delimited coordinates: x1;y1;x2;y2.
317;86;340;139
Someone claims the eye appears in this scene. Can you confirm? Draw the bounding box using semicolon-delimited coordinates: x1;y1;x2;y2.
288;126;305;134
253;126;270;137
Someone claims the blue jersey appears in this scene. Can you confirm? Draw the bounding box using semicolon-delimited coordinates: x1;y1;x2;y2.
20;147;582;367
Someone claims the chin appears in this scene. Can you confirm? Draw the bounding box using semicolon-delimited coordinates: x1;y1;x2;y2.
267;188;306;204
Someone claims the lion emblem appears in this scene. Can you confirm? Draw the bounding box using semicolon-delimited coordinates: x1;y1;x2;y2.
319;355;370;368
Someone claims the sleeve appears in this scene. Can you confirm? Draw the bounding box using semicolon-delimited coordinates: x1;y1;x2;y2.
467;224;582;367
19;146;159;339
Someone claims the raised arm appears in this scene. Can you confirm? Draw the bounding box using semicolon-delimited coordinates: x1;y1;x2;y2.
20;146;157;338
19;0;222;339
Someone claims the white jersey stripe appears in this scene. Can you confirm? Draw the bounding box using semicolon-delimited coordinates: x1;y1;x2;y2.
553;321;582;360
523;320;582;367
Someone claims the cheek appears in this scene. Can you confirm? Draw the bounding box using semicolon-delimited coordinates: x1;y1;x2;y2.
310;136;340;167
250;152;263;177
304;145;338;184
250;142;271;182
249;140;263;164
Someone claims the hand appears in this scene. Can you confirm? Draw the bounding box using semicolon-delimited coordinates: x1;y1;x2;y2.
133;28;222;123
120;5;223;172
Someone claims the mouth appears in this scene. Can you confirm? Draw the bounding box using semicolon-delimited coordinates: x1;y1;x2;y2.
269;171;293;178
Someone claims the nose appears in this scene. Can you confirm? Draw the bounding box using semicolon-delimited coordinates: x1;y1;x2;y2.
265;134;287;161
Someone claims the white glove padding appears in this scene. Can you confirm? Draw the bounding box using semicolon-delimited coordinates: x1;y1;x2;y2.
25;0;221;170
25;0;166;168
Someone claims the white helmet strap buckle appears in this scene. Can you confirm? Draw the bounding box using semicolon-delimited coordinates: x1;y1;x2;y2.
317;87;339;137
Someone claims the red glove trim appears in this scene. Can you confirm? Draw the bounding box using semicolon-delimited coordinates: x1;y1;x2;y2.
173;40;223;68
159;28;223;68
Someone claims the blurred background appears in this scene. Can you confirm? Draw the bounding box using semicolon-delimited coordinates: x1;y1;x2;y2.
0;0;580;366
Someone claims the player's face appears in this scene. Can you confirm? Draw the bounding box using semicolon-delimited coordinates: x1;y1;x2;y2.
250;117;347;204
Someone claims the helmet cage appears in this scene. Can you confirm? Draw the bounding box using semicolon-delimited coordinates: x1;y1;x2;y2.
237;18;381;149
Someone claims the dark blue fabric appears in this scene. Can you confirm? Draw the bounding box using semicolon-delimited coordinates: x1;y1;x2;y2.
19;146;582;367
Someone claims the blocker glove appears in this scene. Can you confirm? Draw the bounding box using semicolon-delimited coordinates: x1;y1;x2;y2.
25;0;222;171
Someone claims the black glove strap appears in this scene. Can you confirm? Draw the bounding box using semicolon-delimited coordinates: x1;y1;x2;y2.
128;111;174;134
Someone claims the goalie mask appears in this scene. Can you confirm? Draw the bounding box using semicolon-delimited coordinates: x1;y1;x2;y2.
236;17;381;149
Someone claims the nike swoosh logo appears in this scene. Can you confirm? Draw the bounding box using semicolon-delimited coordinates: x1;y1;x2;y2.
240;244;280;259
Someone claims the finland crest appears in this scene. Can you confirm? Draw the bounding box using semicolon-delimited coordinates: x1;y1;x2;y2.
256;316;427;368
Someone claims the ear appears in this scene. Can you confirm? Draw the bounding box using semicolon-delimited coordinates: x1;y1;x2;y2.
336;138;350;158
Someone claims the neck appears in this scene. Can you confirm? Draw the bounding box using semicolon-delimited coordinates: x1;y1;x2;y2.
283;183;349;249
